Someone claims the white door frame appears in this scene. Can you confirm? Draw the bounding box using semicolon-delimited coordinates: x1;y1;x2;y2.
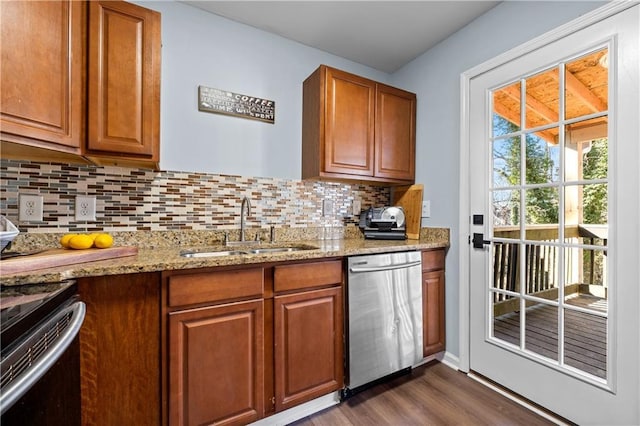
458;1;637;374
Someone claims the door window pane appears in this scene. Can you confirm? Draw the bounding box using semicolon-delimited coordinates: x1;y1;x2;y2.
525;187;559;231
525;132;560;184
493;136;521;187
564;183;608;243
564;309;607;379
525;68;560;130
492;242;520;293
565;247;608;311
493;190;521;231
565;49;608;120
524;243;559;299
524;302;558;361
493;293;521;348
493;81;521;137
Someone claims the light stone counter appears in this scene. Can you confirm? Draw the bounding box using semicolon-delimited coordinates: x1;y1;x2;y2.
0;227;448;286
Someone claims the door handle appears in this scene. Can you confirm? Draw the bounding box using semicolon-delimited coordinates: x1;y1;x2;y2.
472;233;491;249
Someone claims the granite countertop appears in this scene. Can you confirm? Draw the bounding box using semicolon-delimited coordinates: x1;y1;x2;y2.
0;228;449;286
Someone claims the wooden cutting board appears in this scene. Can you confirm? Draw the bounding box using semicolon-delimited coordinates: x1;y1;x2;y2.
0;246;138;275
392;183;424;240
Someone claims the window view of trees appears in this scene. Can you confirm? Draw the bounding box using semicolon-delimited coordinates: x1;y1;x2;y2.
582;138;608;224
492;115;559;225
493;114;607;227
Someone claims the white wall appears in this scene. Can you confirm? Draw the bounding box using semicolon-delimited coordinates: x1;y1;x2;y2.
390;1;605;357
138;1;606;359
135;1;389;179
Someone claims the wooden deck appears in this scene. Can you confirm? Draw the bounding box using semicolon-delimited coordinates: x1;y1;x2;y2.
493;295;607;379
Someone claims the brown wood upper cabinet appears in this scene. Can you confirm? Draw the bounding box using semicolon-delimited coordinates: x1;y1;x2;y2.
0;0;161;169
302;65;416;185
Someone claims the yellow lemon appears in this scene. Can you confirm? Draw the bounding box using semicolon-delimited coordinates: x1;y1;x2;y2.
68;234;94;250
88;233;101;241
93;234;113;249
60;233;78;249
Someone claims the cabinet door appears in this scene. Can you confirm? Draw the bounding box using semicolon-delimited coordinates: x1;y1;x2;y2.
274;287;343;412
375;84;416;181
87;1;160;160
0;0;84;150
324;67;375;177
423;269;446;356
169;300;264;426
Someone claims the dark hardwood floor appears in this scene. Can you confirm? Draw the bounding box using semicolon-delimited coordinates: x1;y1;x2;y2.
289;362;555;426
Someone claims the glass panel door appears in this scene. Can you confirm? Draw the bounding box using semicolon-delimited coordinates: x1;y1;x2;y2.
490;47;609;381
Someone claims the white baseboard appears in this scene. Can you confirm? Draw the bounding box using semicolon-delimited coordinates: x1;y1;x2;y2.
438;351;460;370
249;392;340;426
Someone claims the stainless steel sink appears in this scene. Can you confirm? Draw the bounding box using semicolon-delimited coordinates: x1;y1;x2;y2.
180;245;316;258
246;247;306;254
180;250;247;258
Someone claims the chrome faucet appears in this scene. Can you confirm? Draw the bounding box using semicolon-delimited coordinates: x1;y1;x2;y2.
239;196;251;242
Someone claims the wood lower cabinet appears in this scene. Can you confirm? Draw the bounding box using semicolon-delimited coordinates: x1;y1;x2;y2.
164;267;265;426
78;273;162;426
164;259;344;425
274;286;343;412
302;65;416;185
168;300;264;426
422;249;446;357
0;0;161;169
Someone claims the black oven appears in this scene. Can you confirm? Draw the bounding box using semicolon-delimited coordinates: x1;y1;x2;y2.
0;280;85;425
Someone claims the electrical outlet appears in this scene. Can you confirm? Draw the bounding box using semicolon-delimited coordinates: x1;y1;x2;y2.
322;199;334;217
422;200;431;218
75;196;97;221
19;194;44;222
352;199;362;216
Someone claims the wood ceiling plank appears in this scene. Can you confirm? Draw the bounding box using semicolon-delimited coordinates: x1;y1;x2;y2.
550;68;608;114
501;85;559;123
492;101;557;144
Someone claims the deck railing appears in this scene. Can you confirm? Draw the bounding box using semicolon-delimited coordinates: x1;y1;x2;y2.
492;224;607;314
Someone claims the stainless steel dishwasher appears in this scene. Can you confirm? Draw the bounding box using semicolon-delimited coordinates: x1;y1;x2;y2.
344;251;422;396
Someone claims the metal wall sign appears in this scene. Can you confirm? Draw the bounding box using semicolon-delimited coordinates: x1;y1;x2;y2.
198;86;275;124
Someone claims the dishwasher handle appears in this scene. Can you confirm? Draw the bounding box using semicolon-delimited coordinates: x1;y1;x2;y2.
349;260;422;274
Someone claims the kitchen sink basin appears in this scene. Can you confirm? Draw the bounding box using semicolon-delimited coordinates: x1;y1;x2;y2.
180;250;247;258
246;247;306;254
180;245;316;258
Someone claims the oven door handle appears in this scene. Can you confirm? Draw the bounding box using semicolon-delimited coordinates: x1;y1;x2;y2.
0;301;86;415
349;260;422;274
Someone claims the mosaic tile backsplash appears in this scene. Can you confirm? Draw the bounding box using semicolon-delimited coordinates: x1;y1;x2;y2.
0;160;390;234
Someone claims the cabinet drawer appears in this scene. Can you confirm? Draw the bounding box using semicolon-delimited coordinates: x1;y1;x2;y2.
274;260;342;292
422;249;445;272
168;268;264;307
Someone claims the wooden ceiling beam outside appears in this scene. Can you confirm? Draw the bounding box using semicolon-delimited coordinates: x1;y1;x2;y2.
493;101;557;144
551;68;608;113
501;85;559;123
